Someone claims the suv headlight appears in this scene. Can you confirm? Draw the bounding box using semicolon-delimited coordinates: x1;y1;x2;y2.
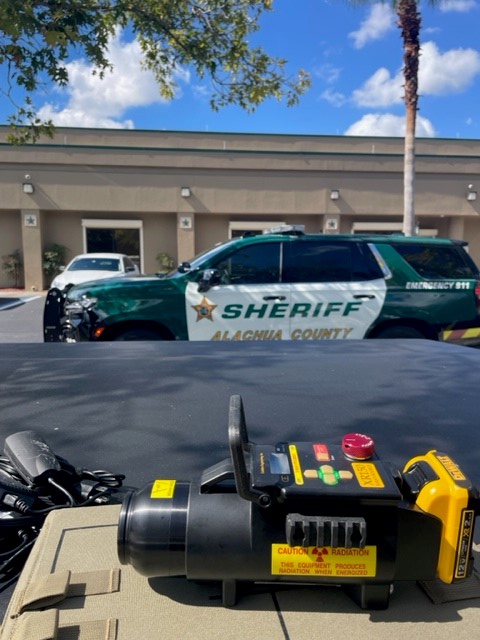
65;297;97;314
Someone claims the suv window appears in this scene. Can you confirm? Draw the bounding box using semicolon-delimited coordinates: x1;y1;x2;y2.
214;243;280;284
392;243;478;279
282;241;383;283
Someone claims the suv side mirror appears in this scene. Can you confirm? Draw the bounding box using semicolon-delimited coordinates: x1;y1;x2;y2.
198;269;221;293
178;261;192;273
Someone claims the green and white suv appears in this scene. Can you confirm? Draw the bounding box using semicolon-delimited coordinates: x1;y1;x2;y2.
43;226;480;345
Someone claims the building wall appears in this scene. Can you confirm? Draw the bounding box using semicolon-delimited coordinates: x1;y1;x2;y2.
144;214;177;274
0;211;22;288
0;126;479;290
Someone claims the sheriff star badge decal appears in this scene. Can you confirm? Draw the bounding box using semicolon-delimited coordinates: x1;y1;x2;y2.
192;296;217;322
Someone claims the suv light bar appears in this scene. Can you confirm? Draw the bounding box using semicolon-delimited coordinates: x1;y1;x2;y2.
263;224;305;236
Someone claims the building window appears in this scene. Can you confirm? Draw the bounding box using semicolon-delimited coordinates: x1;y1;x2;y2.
351;222;438;237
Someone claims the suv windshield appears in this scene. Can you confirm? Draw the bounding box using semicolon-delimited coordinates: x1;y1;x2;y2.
181;239;238;271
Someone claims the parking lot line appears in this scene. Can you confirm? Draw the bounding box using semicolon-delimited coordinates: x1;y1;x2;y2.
0;295;41;311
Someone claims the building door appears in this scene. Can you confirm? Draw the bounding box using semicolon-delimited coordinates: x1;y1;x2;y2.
82;219;143;271
86;228;139;256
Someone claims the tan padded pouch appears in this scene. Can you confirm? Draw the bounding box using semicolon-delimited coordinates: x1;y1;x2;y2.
11;609;117;640
10;569;120;617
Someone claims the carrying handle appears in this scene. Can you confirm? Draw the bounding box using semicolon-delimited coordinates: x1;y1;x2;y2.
228;395;271;508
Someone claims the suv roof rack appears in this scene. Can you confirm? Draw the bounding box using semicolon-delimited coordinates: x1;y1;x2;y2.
262;224;305;236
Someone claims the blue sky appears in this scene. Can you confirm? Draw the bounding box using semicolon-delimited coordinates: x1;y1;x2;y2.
7;0;480;139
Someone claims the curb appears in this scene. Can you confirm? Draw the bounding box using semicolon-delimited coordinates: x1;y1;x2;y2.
0;289;47;297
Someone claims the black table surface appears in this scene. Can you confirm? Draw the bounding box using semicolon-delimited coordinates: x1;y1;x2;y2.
1;339;479;616
1;340;479;482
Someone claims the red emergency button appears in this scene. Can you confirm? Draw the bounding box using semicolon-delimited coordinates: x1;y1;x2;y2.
342;433;375;460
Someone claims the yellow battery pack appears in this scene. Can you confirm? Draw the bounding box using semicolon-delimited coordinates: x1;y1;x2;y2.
403;450;475;583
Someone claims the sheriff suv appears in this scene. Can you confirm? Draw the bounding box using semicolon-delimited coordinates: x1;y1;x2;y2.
43;227;480;345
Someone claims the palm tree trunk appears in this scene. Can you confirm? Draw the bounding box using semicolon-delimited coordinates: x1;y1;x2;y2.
397;0;421;236
404;100;416;236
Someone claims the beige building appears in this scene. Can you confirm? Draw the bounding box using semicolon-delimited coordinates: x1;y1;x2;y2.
0;125;479;290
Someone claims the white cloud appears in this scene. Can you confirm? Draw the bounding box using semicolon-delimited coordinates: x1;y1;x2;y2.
349;4;395;49
315;63;341;85
320;88;348;107
439;0;476;11
37;105;135;129
345;113;436;137
316;64;344;105
37;31;190;128
352;68;403;108
192;84;210;101
419;41;480;95
351;41;480;108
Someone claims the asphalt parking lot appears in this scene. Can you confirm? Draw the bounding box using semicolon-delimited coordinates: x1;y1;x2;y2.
1;291;480;348
0;292;46;342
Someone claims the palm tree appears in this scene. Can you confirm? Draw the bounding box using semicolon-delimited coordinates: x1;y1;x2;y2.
354;0;423;234
397;0;422;236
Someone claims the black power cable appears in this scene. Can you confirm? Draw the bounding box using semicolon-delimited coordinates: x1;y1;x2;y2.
0;432;126;584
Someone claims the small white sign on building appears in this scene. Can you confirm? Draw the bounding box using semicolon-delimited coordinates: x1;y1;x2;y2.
325;218;339;231
179;216;193;230
23;213;38;227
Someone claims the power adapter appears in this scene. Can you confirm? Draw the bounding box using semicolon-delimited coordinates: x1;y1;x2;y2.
4;431;62;486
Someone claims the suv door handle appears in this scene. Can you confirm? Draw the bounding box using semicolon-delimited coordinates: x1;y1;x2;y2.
353;294;376;300
263;295;286;301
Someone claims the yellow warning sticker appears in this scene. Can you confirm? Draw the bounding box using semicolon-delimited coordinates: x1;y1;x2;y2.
352;462;384;488
271;545;377;578
289;444;304;485
150;479;176;499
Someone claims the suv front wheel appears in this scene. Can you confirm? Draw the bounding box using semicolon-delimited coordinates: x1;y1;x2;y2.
373;325;427;339
113;329;164;341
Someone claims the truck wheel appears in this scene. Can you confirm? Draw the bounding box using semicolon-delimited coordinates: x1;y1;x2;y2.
374;326;426;339
114;329;163;341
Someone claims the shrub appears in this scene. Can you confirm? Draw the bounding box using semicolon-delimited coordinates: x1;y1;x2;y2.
1;250;23;287
156;251;175;273
43;244;68;278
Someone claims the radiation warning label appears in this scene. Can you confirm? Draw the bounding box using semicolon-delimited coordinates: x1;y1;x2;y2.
150;479;176;499
271;545;377;578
